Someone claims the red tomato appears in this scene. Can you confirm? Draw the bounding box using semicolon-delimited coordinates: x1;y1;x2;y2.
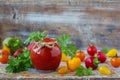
85;56;99;70
87;45;97;56
97;51;106;63
27;42;35;51
13;48;23;58
30;38;62;70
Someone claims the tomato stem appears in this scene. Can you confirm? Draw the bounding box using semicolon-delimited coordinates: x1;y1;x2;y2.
88;43;94;47
94;54;100;66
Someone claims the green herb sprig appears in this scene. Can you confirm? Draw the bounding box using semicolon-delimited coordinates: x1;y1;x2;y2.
24;31;48;45
5;48;33;73
75;65;92;76
56;35;78;58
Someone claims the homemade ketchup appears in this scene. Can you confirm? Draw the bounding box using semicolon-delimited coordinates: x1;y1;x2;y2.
30;38;61;71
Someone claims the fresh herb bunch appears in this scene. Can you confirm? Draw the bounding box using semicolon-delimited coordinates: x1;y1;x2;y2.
75;65;92;76
5;48;33;73
24;31;48;45
56;35;78;58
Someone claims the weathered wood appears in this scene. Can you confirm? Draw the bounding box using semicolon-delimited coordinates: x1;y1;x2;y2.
0;0;120;49
0;54;120;80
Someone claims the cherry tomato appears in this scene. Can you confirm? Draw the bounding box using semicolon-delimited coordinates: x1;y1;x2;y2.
98;66;111;75
0;49;9;64
67;57;81;71
87;45;97;56
85;56;99;70
97;51;106;63
13;48;23;58
75;50;85;61
61;53;70;62
58;66;68;74
27;42;35;51
110;57;120;68
30;38;62;70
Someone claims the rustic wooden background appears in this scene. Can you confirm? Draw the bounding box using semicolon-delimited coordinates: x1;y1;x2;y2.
0;0;120;49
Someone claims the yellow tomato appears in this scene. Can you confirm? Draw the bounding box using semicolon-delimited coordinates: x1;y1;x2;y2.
98;66;111;75
61;53;70;62
2;43;10;55
106;48;118;57
58;66;68;74
67;57;81;71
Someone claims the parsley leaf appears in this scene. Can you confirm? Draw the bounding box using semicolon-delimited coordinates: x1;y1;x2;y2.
56;35;78;58
75;65;93;76
24;31;48;45
5;47;33;73
75;65;84;76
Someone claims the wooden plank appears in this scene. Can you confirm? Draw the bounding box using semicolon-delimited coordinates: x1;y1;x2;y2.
0;0;120;49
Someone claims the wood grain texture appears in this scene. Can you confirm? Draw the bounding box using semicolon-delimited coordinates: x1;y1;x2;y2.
0;0;120;49
0;55;120;80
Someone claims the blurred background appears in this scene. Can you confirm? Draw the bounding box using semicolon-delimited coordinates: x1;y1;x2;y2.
0;0;120;49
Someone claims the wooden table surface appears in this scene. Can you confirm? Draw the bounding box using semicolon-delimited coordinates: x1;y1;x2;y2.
0;51;120;80
0;59;120;80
